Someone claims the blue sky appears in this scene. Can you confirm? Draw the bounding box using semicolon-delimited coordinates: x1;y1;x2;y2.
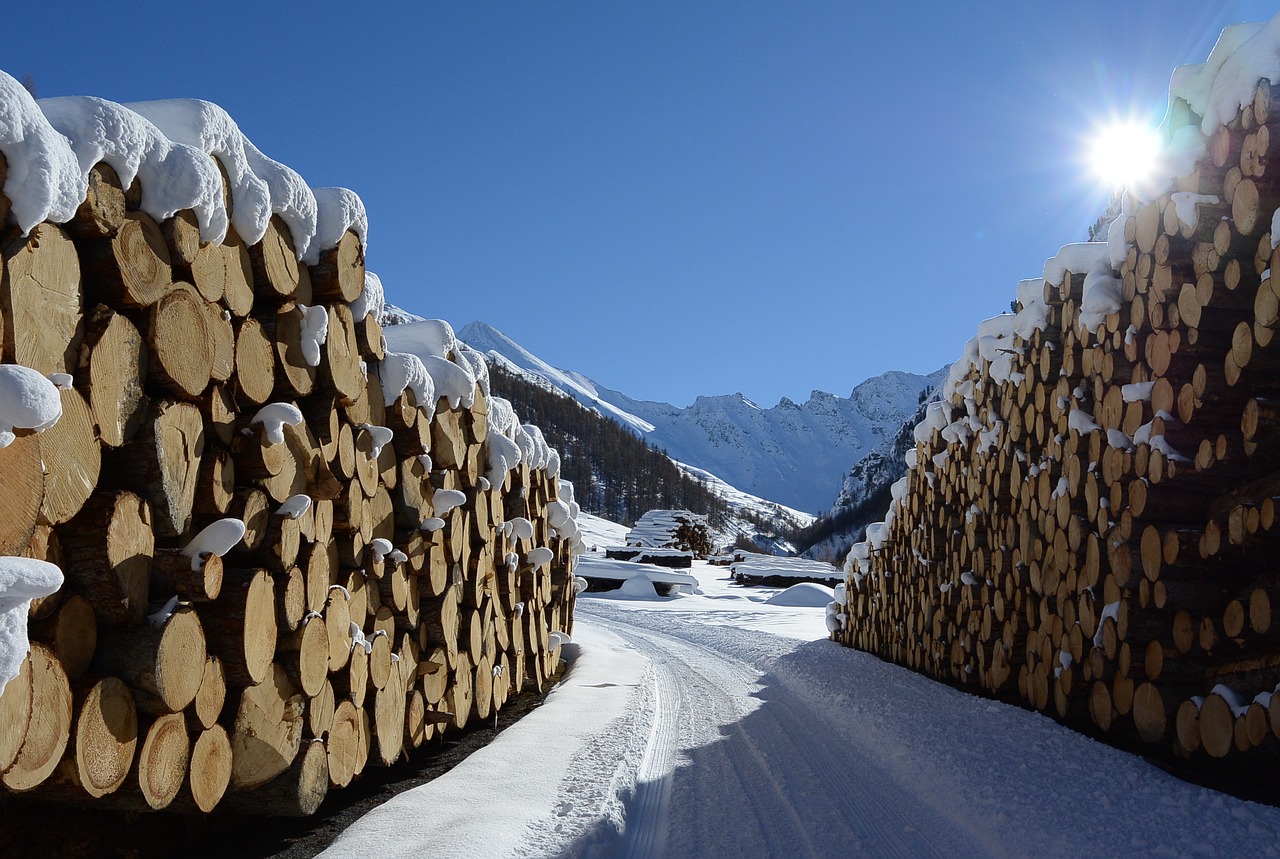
6;2;1280;405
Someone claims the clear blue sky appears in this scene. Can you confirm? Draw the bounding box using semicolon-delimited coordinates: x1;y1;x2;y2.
6;2;1279;406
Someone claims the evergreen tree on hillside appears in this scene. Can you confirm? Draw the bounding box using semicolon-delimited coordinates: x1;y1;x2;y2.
486;364;728;527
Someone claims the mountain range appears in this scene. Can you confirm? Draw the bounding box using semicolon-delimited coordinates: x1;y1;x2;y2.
456;320;944;514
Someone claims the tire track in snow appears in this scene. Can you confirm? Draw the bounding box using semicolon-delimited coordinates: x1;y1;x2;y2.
584;605;986;858
616;622;819;858
621;666;676;859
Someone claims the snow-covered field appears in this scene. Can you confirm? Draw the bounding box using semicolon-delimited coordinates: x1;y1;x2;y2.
322;539;1280;858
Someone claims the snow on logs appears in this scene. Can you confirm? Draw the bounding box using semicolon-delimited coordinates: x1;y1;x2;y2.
833;16;1280;785
0;73;580;816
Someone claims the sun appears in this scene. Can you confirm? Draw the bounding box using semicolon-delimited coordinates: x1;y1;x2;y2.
1088;120;1163;189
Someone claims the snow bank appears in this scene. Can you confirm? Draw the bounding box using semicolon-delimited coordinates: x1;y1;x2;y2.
39;96;229;243
126;99;311;253
0;73;82;232
319;625;646;859
764;582;836;607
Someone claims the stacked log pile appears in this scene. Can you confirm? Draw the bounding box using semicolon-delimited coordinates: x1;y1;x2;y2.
833;69;1280;774
0;82;578;818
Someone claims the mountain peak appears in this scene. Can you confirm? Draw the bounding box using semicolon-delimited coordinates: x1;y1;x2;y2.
449;320;937;513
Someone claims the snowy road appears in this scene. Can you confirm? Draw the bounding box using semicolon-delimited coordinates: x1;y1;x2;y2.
326;557;1280;858
599;608;983;859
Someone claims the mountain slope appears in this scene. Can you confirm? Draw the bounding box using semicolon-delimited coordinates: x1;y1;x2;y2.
795;389;938;563
459;320;943;513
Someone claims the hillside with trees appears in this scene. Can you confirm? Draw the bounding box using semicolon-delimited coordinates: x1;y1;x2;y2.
487;364;729;528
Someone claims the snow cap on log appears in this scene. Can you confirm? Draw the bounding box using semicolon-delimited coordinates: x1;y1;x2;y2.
182;518;246;570
0;364;63;447
1179;20;1278;134
432;489;466;516
126;99;317;257
454;343;490;398
252;402;304;445
0;71;82;232
424;355;475;410
351;271;385;322
277;494;312;519
39;96;230;243
506;518;534;541
411;320;457;359
297;304;329;367
310;187;368;265
0;557;63;696
369;538;393;563
380;352;434;415
486;430;522;485
359;424;393;459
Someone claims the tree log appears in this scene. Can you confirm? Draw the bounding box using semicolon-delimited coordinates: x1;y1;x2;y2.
58;490;154;626
100;399;204;538
78;210;171;309
3;222;83;375
76;305;148;449
228;663;305;790
91;606;207;714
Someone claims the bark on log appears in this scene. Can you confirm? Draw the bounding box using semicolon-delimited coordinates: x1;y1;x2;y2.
198;568;276;687
28;594;96;682
219;737;327;817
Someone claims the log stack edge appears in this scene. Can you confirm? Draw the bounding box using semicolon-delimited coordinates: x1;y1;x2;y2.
0;90;577;816
832;72;1280;787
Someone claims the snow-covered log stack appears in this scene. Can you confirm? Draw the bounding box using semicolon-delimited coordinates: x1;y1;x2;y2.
0;72;580;816
832;16;1280;776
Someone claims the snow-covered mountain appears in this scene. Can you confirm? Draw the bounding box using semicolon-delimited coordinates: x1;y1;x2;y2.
798;392;939;563
458;320;944;513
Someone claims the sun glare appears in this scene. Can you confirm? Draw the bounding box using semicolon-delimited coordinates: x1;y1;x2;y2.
1089;121;1163;189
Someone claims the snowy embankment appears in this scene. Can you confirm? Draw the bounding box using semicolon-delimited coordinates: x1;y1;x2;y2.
325;550;1280;858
